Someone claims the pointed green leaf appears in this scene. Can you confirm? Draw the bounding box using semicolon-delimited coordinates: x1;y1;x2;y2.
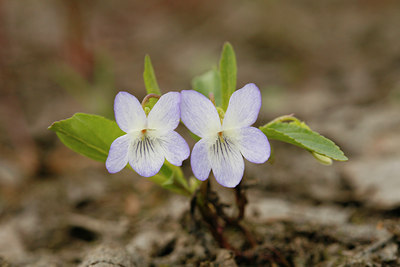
192;68;222;106
219;42;237;110
143;55;161;95
260;120;348;161
49;113;124;162
143;55;161;109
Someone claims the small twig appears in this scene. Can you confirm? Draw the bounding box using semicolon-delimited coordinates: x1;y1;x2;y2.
356;234;396;258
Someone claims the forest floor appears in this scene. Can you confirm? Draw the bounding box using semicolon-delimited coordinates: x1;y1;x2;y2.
1;1;400;266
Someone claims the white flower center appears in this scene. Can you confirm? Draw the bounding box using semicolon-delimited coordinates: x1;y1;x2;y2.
211;132;234;158
134;131;155;157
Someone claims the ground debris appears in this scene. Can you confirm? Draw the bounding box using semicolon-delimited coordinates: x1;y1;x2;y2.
79;243;135;267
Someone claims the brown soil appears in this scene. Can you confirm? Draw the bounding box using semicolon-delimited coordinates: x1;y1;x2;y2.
1;1;400;266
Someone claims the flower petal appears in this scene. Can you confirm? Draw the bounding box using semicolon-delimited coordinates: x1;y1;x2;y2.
235;127;270;163
209;136;244;188
106;134;131;173
191;138;212;181
223;83;261;130
147;92;181;134
114;91;146;132
158;131;190;166
128;134;165;177
181;90;221;138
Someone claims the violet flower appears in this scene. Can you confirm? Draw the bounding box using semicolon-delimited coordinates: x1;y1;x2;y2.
181;83;270;188
106;91;189;177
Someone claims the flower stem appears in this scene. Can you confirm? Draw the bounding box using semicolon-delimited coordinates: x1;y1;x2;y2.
195;180;238;252
141;93;160;109
193;179;257;253
190;180;291;264
264;113;297;126
235;182;247;221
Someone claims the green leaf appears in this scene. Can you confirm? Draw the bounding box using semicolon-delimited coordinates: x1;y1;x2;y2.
260;120;348;161
160;162;191;196
143;55;161;109
49;113;192;196
49;113;124;162
192;68;222;107
188;176;203;194
147;162;191;196
219;42;237;110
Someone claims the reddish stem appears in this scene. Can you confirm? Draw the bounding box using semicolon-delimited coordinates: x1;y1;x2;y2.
193;179;289;265
235;182;248;221
141;93;161;108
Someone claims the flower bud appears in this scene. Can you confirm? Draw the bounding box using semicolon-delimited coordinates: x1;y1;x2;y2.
311;151;332;165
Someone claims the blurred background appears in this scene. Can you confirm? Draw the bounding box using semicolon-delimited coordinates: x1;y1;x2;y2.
1;0;400;265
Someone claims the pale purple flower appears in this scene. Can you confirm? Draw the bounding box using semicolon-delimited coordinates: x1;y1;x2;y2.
181;83;270;188
106;91;189;177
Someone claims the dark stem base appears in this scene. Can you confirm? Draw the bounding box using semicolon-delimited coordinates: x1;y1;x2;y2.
190;180;290;266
